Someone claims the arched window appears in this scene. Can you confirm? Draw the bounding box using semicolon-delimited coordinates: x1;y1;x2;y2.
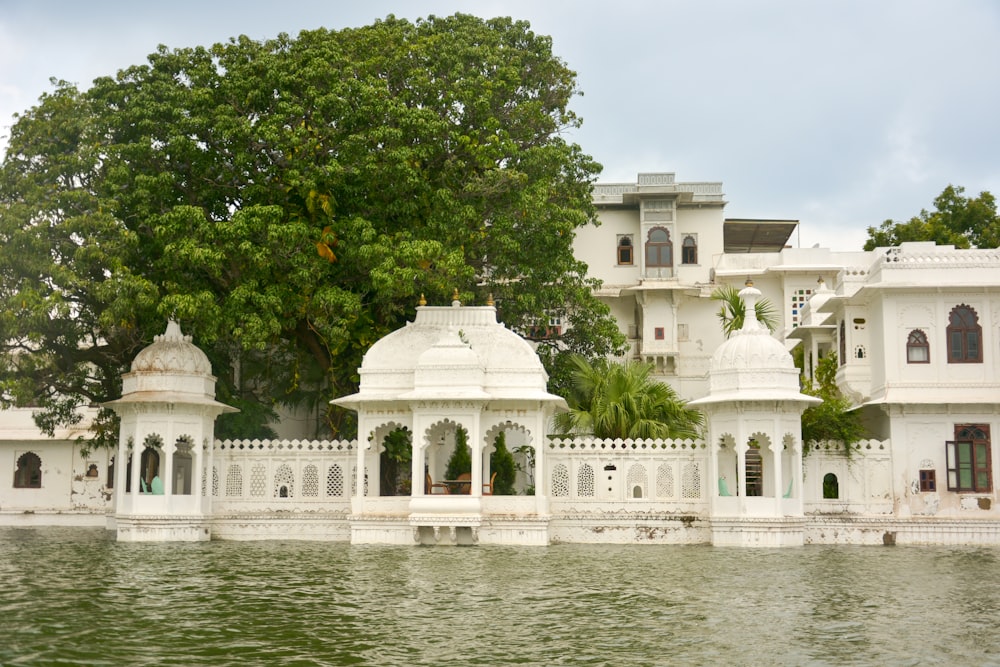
681;235;697;264
745;446;763;497
139;441;161;493
645;228;672;267
947;424;991;492
617;236;633;265
14;452;42;488
173;436;194;495
947;305;982;363
906;329;929;363
822;473;839;499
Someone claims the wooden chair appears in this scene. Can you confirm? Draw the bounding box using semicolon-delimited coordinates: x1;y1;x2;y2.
456;472;472;495
483;472;497;495
426;474;448;495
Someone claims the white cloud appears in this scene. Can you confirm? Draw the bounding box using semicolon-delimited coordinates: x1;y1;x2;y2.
0;0;998;250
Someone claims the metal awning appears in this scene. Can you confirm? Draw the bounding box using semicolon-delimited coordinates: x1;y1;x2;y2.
724;219;798;253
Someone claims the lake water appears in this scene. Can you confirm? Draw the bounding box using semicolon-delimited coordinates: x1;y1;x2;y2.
2;527;999;666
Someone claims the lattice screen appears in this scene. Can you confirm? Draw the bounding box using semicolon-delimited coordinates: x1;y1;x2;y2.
273;464;294;497
225;464;243;497
250;464;266;497
326;465;344;497
656;463;674;498
681;462;701;498
577;463;595;497
552;463;569;497
627;463;648;498
302;464;319;497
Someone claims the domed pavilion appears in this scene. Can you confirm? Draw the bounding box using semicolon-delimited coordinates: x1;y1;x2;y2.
106;320;236;541
689;280;820;546
333;293;566;545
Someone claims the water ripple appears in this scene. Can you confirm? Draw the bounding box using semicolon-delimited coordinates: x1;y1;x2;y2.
2;529;1000;665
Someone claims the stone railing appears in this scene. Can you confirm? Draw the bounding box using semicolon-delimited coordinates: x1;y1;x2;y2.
545;437;710;509
866;247;1000;287
547;436;704;451
637;173;676;186
876;246;1000;268
212;438;362;512
676;182;725;201
591;177;723;204
592;183;639;200
216;438;354;452
803;439;893;515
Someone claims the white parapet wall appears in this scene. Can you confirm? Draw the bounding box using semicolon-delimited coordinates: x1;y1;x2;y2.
9;433;1000;545
545;437;713;544
210;438;357;541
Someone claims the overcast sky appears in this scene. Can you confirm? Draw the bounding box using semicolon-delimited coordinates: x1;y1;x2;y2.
2;0;998;250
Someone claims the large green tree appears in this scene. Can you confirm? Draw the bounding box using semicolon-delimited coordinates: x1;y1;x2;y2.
0;14;624;446
863;185;1000;250
553;355;703;440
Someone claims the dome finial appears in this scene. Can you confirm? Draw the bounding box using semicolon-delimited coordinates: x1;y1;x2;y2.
737;278;763;332
418;293;427;307
451;288;461;307
486;293;494;307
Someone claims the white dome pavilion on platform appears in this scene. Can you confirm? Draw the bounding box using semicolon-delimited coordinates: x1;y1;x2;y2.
332;292;566;545
105;320;236;542
689;280;820;546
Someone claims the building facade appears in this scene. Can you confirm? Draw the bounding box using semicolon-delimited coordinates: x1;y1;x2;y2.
2;172;999;545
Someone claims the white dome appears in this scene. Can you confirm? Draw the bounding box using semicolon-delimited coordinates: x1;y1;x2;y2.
107;320;236;413
131;321;213;376
691;283;818;406
333;303;564;406
710;326;795;374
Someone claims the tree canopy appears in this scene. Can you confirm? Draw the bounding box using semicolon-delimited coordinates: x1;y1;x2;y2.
553;355;703;441
863;185;1000;250
0;14;624;445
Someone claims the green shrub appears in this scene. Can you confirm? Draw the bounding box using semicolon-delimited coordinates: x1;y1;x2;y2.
445;427;472;480
490;432;517;495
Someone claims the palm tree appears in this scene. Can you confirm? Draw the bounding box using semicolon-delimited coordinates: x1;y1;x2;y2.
711;283;777;337
553;355;703;440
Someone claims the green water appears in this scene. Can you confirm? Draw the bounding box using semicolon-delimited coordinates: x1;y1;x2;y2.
2;527;999;666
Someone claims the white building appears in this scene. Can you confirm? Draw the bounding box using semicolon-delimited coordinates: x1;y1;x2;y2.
2;171;999;546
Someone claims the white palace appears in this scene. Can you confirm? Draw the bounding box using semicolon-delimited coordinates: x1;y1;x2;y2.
3;172;1000;546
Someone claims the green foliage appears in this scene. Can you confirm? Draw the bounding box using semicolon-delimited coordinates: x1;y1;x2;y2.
489;431;517;495
512;444;536;495
863;185;1000;250
711;284;777;337
445;427;472;481
379;429;412;495
0;15;622;442
800;353;867;454
553;355;703;440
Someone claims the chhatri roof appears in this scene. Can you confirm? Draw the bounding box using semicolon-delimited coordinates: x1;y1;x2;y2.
130;320;212;375
689;282;819;407
333;297;566;408
106;321;236;411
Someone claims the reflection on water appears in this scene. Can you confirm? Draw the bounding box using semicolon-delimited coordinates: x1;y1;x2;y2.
2;527;1000;666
